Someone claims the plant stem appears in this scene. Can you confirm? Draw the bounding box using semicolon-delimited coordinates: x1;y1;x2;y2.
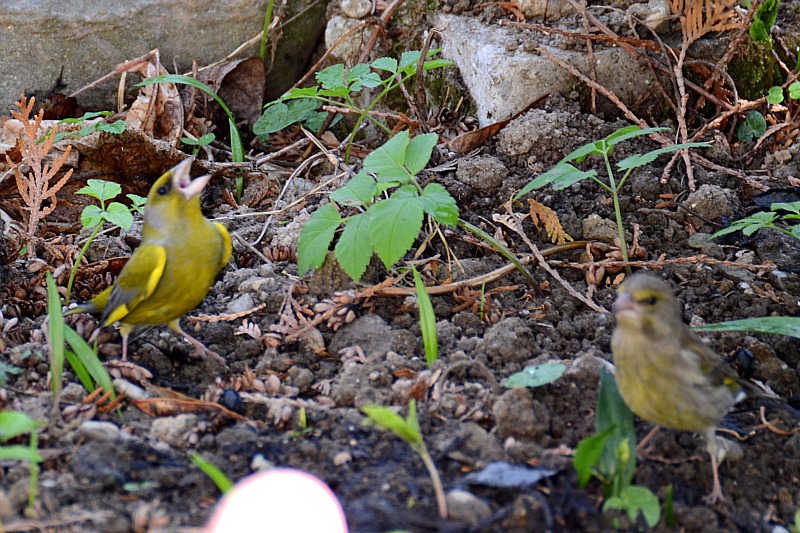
418;447;447;519
603;154;631;272
65;223;103;305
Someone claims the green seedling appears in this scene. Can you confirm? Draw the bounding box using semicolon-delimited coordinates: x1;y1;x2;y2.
574;369;660;528
693;315;800;338
790;508;800;533
0;410;44;515
749;0;780;47
297;131;458;281
362;399;447;519
710;201;800;241
412;267;438;367
181;132;216;156
515;125;708;268
65;179;146;305
138;74;246;201
505;362;565;388
738;110;768;142
190;452;234;494
48;273;115;398
44;111;126;143
297;130;537;288
0;360;21;385
255;50;453;162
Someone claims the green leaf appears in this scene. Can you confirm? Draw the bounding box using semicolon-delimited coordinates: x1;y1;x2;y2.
77;179;122;202
330;171;378;207
0;411;39;441
367;192;424;269
405;133;438;175
412;267;438;366
505;362;566;388
46;272;64;397
190;452;234;494
749;0;780;46
692;316;800;338
80;205;105;228
399;50;423;70
515;164;596;199
563;141;605;163
65;349;94;392
737;110;767;142
96;120;126;134
348;64;382;91
574;427;613;487
363;131;413;183
789;81;800;100
58;111;112;124
767;86;784;104
423;58;454;71
282;86;319;99
603;485;661;527
0;445;42;463
335;213;373;281
104;202;134;231
317;64;346;90
617;142;710;170
420;183;459;226
362;403;422;445
254;99;322;136
772;201;800;214
596;369;636;493
128;194;147;214
64;326;115;394
297;203;342;274
371;57;398;73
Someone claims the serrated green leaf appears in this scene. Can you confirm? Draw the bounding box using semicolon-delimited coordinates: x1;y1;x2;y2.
363;131;412;182
562;141;604;163
420;183;459;225
617;142;710;170
335;213;373;281
405;133;438;175
772;201;800;214
371;57;398;73
78;179;122;202
605;125;667;147
367;194;424;269
297;204;342;274
603;485;660;527
423;58;454;70
317;64;346;90
400;50;422;70
330;171;378;207
80;205;104;228
515;164;596;199
104;202;134;231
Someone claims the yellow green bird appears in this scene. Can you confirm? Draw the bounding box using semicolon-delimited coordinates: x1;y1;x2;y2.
611;273;743;504
68;158;232;364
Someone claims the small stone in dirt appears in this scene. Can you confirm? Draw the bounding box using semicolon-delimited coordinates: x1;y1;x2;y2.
0;488;12;520
149;414;199;448
682;184;740;232
582;213;621;244
432;421;506;465
333;450;352;466
75;421;122;442
455;155;508;194
481;317;537;366
227;293;255;314
493;387;550;441
285;366;314;393
445;490;492;525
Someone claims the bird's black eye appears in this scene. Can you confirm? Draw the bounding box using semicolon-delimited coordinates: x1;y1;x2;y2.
642;296;658;305
157;184;170;196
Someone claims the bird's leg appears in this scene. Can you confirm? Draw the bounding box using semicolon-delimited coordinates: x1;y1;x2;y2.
636;425;661;455
703;428;725;504
169;319;227;366
120;325;134;361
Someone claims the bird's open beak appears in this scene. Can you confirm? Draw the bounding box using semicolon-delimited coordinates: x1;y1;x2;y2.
171;158;212;201
612;292;635;316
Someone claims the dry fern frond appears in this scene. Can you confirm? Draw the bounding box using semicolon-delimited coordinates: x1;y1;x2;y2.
528;199;573;245
6;95;73;258
669;0;741;43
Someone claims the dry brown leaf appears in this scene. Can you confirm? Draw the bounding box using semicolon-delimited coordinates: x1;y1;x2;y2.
117;50;183;147
528;198;573;245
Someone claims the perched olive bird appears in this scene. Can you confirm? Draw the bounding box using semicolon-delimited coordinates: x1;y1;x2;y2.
69;159;232;364
611;273;742;504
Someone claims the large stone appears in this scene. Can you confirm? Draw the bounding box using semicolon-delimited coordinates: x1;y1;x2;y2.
0;0;268;111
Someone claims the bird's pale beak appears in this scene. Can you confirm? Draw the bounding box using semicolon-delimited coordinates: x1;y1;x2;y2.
171;158;211;201
612;292;635;316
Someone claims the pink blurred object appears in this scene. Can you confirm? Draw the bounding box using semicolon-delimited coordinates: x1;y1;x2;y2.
205;468;348;532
